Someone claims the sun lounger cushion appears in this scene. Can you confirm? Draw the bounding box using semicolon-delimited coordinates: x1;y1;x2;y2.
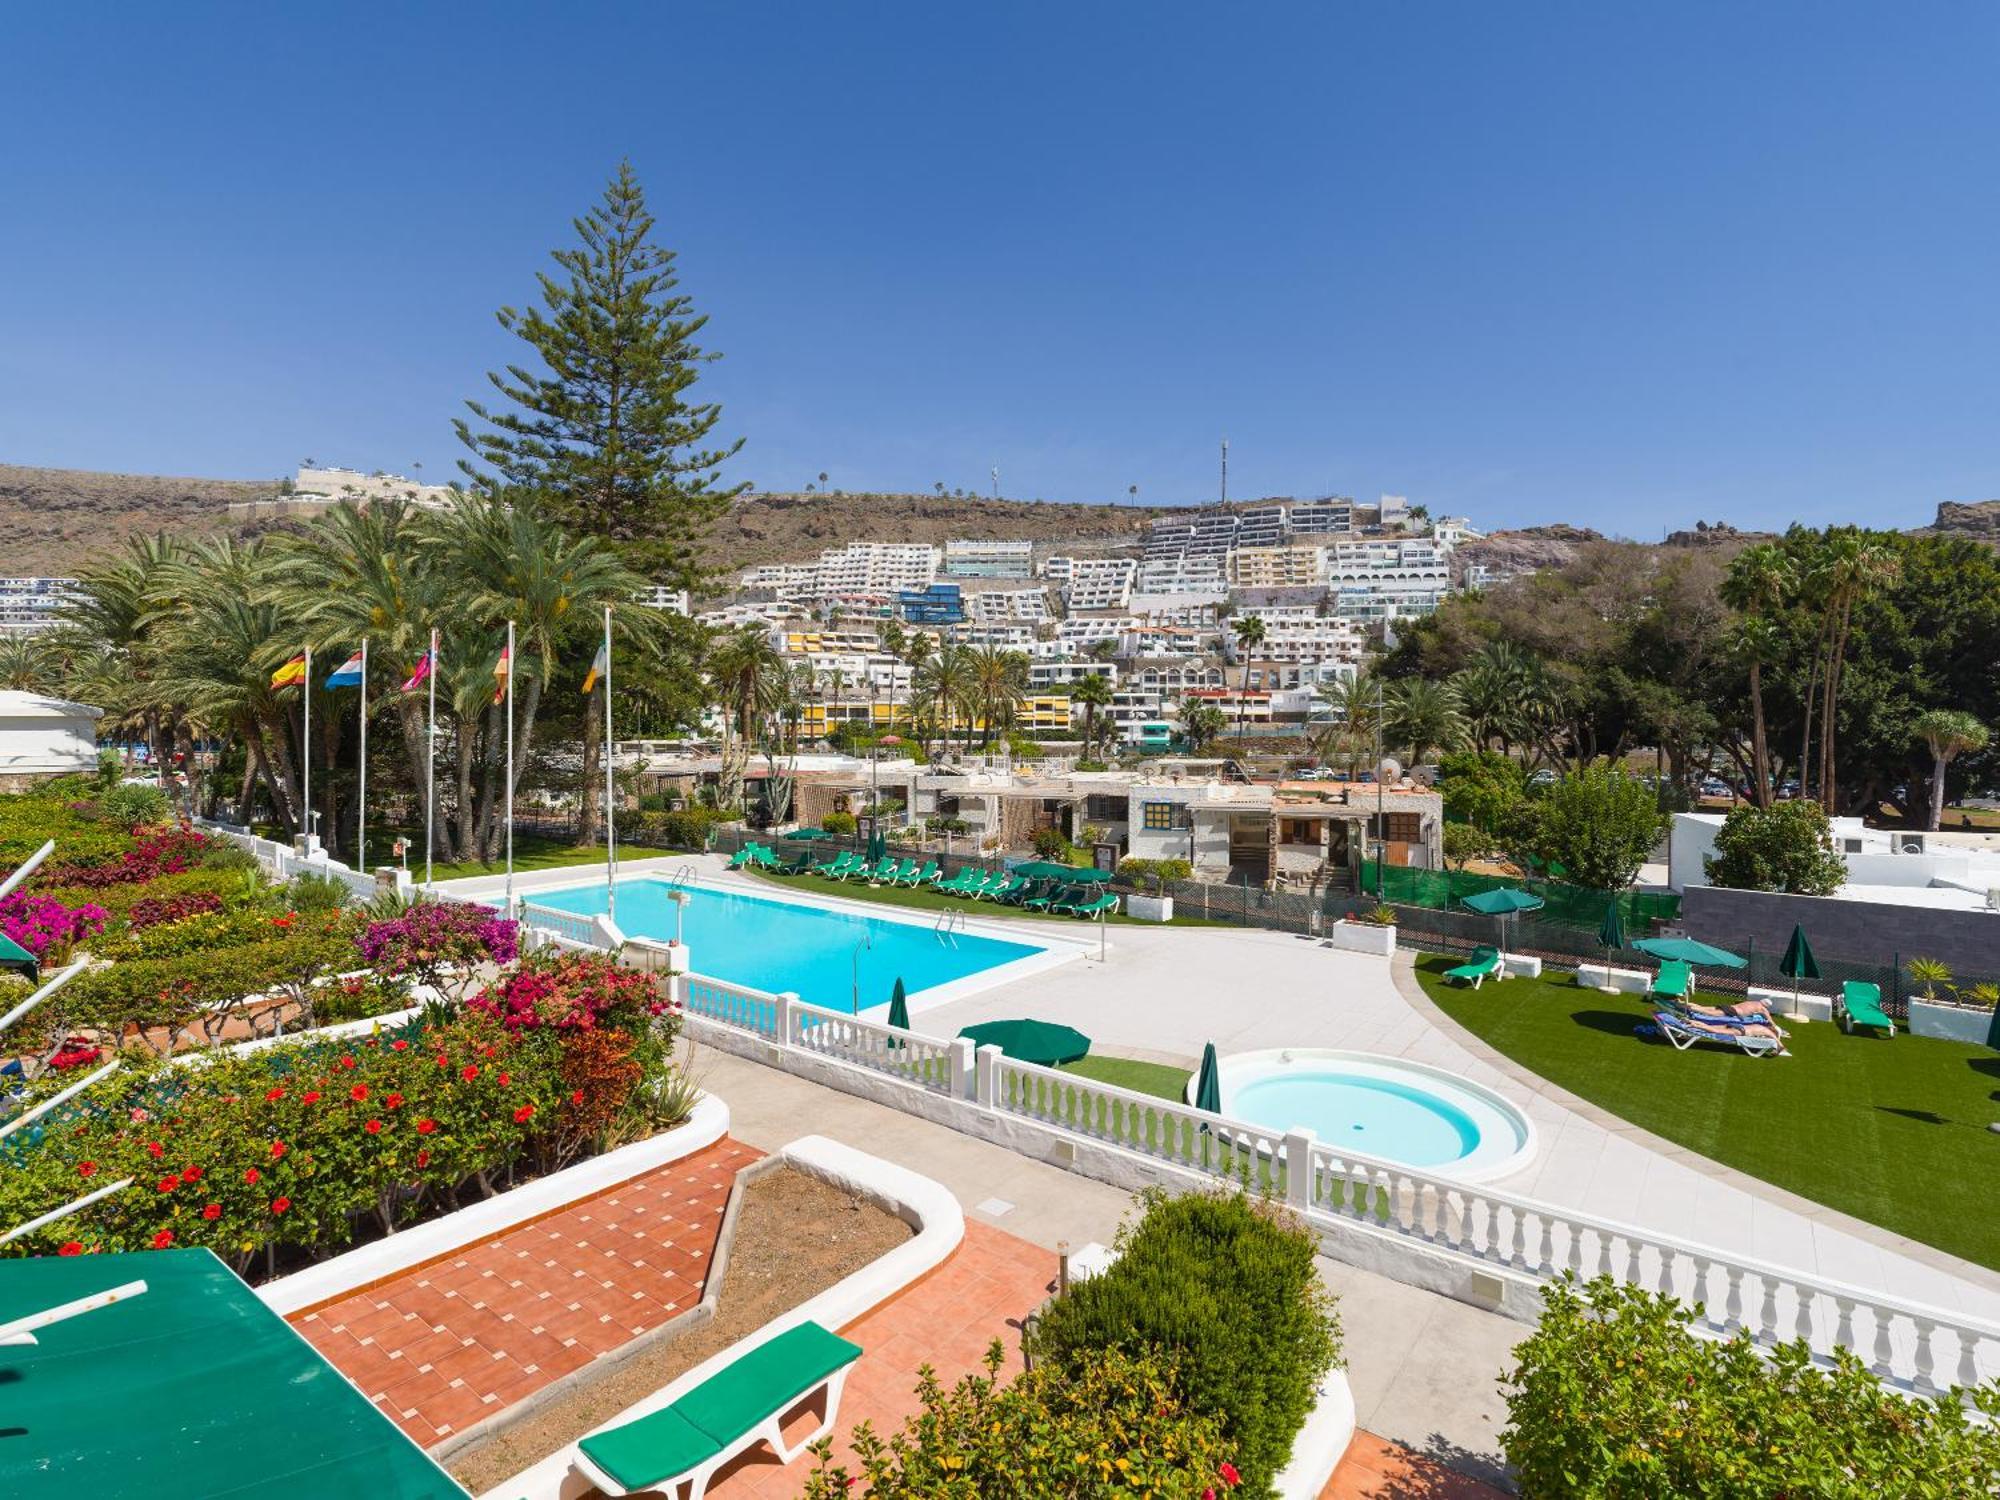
1839;981;1895;1034
580;1321;863;1492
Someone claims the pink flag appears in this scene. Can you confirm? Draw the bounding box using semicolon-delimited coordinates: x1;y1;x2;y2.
399;651;432;694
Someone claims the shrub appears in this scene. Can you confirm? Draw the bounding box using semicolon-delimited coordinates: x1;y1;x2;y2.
127;889;225;932
41;826;211;889
1527;762;1665;891
284;871;352;914
1030;827;1071;860
355;901;518;995
1705;800;1848;895
94;906;336;962
466;951;667;1035
801;1343;1236;1500
1118;856;1193;887
41;868;236;922
0;891;108;960
821;811;858;836
98;782;172;828
1502;1275;2000;1498
1027;1190;1339;1498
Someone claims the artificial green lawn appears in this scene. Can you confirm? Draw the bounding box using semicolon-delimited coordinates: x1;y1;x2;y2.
741;868;1229;927
1413;953;2000;1271
1059;1054;1193;1101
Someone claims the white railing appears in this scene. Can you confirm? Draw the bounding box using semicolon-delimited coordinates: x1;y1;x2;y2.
517;902;600;950
198;822;380;903
673;961;2000;1397
787;997;968;1095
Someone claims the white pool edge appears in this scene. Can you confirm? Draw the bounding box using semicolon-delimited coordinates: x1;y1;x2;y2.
1204;1047;1540;1186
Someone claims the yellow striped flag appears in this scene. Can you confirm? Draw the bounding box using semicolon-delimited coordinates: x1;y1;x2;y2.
581;640;609;695
269;653;307;689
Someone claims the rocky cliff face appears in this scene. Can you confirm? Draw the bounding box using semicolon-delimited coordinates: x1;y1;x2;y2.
1922;500;2000;543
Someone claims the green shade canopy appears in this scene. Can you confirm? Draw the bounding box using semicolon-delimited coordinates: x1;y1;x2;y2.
787;827;833;841
1780;924;1820;981
1460;888;1545;916
0;1248;464;1499
866;830;886;862
958;1018;1092;1067
1013;861;1112;882
1194;1042;1222;1113
0;930;37;983
886;977;910;1031
1633;936;1748;969
1598;901;1626;950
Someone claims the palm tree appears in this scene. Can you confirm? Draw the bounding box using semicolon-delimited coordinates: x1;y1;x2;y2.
1383;678;1468;769
1810;535;1900;811
1178;698;1227;756
913;643;977;756
1071;672;1113;753
1312;671;1378;779
0;636;47;691
707;626;788;812
1453;642;1531;752
1720;542;1795;807
970;645;1028;748
1230;614;1267;736
1912;709;1990;831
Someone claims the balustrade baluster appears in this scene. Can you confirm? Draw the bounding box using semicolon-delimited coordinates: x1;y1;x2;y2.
1724;1266;1745;1331
1911;1318;1937;1394
1656;1247;1677;1298
1756;1277;1780;1347
1870;1310;1896;1377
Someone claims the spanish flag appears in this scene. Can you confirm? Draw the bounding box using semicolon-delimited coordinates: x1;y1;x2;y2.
491;643;510;706
270;653;308;689
581;640;609;695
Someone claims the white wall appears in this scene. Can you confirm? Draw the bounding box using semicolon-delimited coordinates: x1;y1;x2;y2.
0;713;98;775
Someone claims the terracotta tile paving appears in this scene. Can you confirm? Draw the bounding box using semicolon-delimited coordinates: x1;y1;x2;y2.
291;1136;761;1447
1319;1431;1510;1499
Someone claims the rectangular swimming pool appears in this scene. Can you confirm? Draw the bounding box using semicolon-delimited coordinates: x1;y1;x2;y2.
522;878;1050;1014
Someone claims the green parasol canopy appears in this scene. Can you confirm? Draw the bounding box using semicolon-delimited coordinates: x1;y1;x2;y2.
1633;936;1748;969
0;1248;464;1498
788;827;833;841
1459;888;1545;915
1598;900;1626;950
0;930;37;983
1193;1042;1222;1113
866;829;886;862
1013;861;1111;882
1779;924;1820;980
886;976;910;1030
958;1018;1092;1067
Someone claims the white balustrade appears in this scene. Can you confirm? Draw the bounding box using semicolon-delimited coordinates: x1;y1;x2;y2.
680;974;784;1038
517;902;602;950
785;996;969;1095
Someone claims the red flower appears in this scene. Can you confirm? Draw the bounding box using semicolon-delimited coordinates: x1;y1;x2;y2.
497;1072;511;1087
350;1084;370;1102
383;1093;403;1109
265;1086;286;1102
145;1140;164;1159
301;1091;321;1104
150;1230;174;1249
339;1055;357;1070
1219;1462;1241;1488
269;1140;288;1159
201;1204;221;1220
434;1054;448;1068
58;1241;83;1257
157;1175;179;1193
243;1167;261;1185
415;1118;436;1134
391;1040;409;1051
270;1197;291;1215
182;1166;202;1182
512;1104;534;1124
77;1161;96;1178
364;1119;383;1135
415;1148;431;1168
570;1090;584;1106
461;1064;479;1082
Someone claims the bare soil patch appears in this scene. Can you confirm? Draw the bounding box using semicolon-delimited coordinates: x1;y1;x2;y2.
447;1164;910;1495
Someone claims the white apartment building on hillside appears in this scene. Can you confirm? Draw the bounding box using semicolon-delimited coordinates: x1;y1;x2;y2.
1229;544;1327;588
1136;555;1227;594
815;543;940;596
0;578;83;635
942;538;1033;579
294;466;455;507
962;586;1051;623
1060;557;1137;611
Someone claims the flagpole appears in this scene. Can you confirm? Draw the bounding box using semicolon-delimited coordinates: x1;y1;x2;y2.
604;604;617;923
425;627;437;892
504;620;515;914
357;638;369;874
302;645;312;854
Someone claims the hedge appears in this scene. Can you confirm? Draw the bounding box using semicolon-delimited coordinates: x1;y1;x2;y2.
1503;1276;2000;1498
1026;1190;1340;1499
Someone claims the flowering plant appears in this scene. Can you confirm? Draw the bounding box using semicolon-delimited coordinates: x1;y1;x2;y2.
466;951;662;1034
40;826;211;890
0;891;108;960
127;889;225;932
356;902;518;996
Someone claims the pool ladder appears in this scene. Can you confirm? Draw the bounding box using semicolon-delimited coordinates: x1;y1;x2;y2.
933;909;966;947
666;864;699;891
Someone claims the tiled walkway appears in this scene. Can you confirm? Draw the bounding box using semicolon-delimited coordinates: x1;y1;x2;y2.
1321;1432;1510;1498
292;1136;760;1447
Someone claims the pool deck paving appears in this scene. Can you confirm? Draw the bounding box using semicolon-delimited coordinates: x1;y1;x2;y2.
290;1135;759;1448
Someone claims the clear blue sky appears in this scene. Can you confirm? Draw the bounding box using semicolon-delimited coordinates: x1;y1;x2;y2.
4;3;1996;537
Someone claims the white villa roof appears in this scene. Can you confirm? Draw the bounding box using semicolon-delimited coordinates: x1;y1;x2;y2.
0;690;102;721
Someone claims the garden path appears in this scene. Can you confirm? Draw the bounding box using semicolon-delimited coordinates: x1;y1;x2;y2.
291;1136;758;1447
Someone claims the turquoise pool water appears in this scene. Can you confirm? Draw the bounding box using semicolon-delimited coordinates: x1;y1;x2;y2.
525;879;1045;1014
1230;1070;1481;1168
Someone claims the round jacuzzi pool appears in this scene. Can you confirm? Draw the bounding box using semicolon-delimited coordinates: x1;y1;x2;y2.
1202;1048;1536;1182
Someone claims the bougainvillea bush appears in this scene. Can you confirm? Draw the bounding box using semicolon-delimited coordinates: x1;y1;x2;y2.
356;901;518;997
37;826;211;890
125;888;225;933
0;971;690;1274
0;891;108;961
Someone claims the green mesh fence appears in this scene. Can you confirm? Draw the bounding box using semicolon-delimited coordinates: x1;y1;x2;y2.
1358;862;1680;930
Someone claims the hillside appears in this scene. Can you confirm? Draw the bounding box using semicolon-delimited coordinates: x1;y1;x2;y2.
0;464;288;574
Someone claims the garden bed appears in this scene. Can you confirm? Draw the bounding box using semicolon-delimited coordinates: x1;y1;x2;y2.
447;1162;912;1495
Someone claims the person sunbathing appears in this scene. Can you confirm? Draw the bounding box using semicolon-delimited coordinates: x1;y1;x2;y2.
1685;996;1784;1032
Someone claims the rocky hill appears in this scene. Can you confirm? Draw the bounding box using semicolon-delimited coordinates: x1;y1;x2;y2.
0;464;290;574
1920;499;2000;543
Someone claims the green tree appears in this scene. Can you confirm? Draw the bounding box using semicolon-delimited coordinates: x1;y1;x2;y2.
1531;762;1664;891
1720;541;1796;807
1911;709;1990;832
1442;821;1490;878
1230;614;1267;735
969;645;1028;748
1070;671;1113;751
1436;750;1527;836
1383;677;1468;768
1703;800;1847;895
1178;698;1227;756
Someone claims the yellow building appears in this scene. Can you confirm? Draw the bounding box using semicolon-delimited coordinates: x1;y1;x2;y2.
1017;694;1075;733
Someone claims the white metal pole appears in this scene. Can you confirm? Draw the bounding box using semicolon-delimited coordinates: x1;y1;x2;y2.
604;604;617;922
357;637;369;873
0;841;53;903
302;644;312;852
0;1059;119;1141
0;1277;147;1342
425;627;437;891
0;960;85;1038
505;620;515;912
0;1180;136;1249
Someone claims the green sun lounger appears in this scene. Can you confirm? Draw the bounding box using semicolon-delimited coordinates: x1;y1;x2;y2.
813;851;856;878
772;849;815;875
937;868;977;895
1837;981;1896;1036
907;859;941;887
574;1319;863;1499
726;844;761;870
1070;890;1118;918
1651;959;1694;1001
1444;946;1502;988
